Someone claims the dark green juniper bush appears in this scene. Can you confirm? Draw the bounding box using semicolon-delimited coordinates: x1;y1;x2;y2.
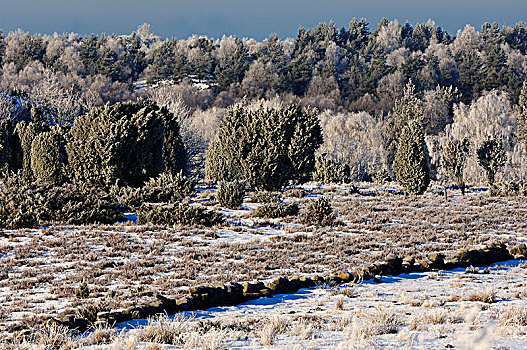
206;102;323;191
393;120;430;195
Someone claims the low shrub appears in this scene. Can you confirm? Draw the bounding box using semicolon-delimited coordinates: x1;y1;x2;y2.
112;172;195;210
372;169;392;184
249;191;282;203
0;173;124;228
75;283;90;299
253;202;299;218
490;181;527;197
76;303;108;323
110;185;143;211
137;203;223;227
301;197;334;226
283;188;306;198
144;171;195;201
216;181;245;209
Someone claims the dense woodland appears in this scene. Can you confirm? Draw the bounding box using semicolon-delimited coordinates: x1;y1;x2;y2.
0;18;527;228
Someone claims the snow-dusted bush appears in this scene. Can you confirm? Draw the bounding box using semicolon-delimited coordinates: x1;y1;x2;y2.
393;120;430;195
253;202;299;219
206;102;322;190
301;197;334;226
217;180;245;209
137;203;223;227
66;99;185;189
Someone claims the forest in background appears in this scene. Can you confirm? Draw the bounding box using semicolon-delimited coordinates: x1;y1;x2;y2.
0;19;527;187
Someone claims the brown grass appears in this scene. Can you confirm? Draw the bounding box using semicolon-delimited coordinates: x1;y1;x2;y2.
1;187;526;336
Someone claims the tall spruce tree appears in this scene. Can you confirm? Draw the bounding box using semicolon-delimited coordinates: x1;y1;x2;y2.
393;120;430;195
385;80;423;171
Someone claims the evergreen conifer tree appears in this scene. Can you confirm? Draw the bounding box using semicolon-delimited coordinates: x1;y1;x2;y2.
393;120;430;194
206;102;322;190
442;138;470;194
477;137;506;187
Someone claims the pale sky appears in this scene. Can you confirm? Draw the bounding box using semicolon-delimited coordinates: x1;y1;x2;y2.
1;0;527;39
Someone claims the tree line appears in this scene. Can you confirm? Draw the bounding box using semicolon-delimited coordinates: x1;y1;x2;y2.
0;19;526;195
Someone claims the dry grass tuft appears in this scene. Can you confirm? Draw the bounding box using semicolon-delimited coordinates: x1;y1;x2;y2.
466;288;497;304
136;315;194;345
347;308;401;341
258;315;290;345
499;304;527;327
409;307;462;330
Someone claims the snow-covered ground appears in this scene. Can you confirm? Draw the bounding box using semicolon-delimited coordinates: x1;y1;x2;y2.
1;184;527;349
93;261;527;349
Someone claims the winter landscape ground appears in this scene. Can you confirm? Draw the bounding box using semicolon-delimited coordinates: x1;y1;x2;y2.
1;183;527;349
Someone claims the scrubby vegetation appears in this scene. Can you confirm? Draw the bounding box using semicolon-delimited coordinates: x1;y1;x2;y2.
2;16;527;349
136;203;223;227
0;172;123;228
252;202;299;219
301;197;335;226
216;180;245;209
0;19;526;197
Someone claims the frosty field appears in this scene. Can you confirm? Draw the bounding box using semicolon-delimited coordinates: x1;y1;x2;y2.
1;184;527;349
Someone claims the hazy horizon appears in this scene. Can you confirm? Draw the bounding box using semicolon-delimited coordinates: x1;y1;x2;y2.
1;0;527;39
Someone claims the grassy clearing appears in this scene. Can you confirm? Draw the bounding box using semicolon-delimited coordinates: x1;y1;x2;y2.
1;184;526;342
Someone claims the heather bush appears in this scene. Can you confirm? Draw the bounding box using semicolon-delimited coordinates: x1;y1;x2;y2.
216;180;245;209
137;203;223;227
249;191;282;203
301;197;334;226
253;202;299;218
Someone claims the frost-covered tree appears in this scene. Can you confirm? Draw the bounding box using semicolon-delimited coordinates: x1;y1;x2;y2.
442;138;470;194
318;110;386;179
206;102;322;190
393;119;430;194
517;82;527;148
477;137;506;187
442;90;517;184
240;59;280;99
